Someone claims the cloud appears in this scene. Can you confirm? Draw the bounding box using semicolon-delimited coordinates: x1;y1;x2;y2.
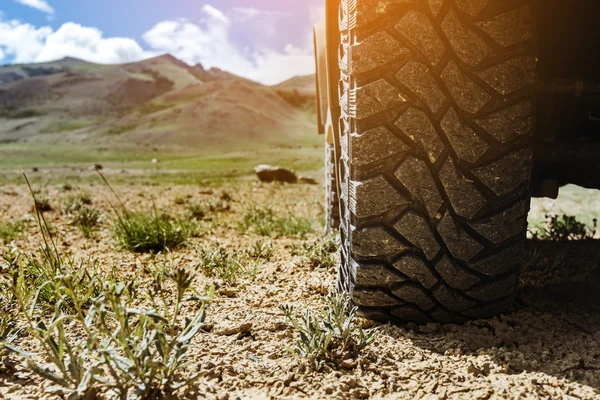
0;4;316;84
14;0;54;15
143;5;316;84
0;18;152;64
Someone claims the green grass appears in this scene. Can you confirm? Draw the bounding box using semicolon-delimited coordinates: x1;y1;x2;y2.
533;214;597;241
69;207;102;238
239;205;315;238
0;220;26;243
293;235;339;270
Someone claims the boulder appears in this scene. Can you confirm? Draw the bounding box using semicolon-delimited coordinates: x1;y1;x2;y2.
254;165;298;183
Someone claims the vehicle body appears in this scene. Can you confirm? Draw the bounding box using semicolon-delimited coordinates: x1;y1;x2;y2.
315;0;600;323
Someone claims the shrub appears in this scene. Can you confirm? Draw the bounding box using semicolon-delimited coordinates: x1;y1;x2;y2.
535;214;597;241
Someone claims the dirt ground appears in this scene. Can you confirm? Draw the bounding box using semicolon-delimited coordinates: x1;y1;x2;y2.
0;179;599;400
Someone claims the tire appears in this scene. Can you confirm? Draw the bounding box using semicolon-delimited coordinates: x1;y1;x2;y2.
325;142;341;234
338;0;536;324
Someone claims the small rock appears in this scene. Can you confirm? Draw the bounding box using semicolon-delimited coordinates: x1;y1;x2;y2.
217;322;253;336
152;158;159;164
254;164;298;184
32;167;39;172
298;176;318;185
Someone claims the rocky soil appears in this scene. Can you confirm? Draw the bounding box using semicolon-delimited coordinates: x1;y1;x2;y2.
0;180;599;399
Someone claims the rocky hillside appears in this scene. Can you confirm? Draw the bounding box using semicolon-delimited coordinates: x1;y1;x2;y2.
0;55;317;149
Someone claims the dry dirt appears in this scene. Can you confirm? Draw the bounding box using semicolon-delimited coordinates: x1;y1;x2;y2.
0;180;599;400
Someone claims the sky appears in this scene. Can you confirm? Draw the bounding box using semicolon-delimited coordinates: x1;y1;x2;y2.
0;0;325;84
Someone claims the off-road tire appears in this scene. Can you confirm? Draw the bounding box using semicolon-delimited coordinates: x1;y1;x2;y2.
326;143;341;233
338;0;536;323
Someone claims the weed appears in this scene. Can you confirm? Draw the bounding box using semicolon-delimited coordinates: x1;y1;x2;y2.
240;205;314;238
61;191;92;214
535;214;597;241
187;201;207;220
34;194;52;212
4;174;212;398
0;219;26;243
246;240;275;262
293;235;339;270
207;197;230;213
69;207;102;238
281;293;377;371
198;247;253;285
220;190;234;202
98;173;192;252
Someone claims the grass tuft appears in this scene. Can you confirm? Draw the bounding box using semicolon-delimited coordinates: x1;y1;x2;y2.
281;293;377;371
69;207;103;238
293;235;339;270
0;220;26;243
239;205;314;238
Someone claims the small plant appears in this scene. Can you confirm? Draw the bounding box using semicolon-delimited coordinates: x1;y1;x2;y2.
239;205;314;238
293;235;339;270
62;191;92;214
281;293;377;371
97;173;191;252
34;194;52;212
69;207;102;238
535;214;597;241
220;190;233;202
246;240;275;262
187;201;207;220
198;247;247;285
207;197;230;213
0;219;26;243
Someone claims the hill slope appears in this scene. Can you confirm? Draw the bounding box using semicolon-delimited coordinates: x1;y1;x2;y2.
0;55;317;150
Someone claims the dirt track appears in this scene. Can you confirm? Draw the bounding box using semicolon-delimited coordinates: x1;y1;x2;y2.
0;180;599;399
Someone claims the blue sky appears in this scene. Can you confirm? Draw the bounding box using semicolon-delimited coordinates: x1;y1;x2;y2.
0;0;324;84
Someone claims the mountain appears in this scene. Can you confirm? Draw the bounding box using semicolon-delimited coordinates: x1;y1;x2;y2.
0;55;317;149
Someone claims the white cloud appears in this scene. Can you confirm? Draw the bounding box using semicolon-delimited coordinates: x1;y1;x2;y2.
14;0;54;15
143;5;316;84
0;4;316;84
0;18;152;65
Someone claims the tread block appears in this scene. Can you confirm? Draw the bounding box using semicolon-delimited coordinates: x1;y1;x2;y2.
351;126;408;166
474;101;534;143
395;107;445;163
469;199;529;244
350;176;410;219
433;284;476;312
352;79;407;119
439;157;485;219
441;9;493;67
392;284;437;310
355;0;413;26
441;61;492;114
352;31;410;75
396;61;446;113
476;6;533;48
396;10;445;66
469;244;522;276
441;107;490;163
351;226;408;258
437;212;484;261
456;0;491;18
352;289;404;307
428;0;444;17
354;263;408;287
394;212;441;260
393;254;438;289
435;255;480;290
429;307;468;324
390;306;432;324
466;272;519;302
394;156;443;218
475;56;536;95
472;148;532;197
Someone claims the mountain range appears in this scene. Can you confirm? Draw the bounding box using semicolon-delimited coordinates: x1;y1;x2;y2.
0;55;317;150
